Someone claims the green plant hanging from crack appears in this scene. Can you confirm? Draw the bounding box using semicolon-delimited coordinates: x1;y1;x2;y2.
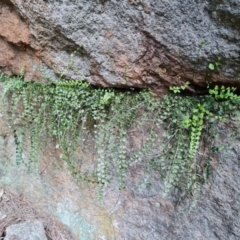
1;70;240;205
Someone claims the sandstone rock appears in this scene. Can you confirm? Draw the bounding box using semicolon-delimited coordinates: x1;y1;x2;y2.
0;0;239;95
5;220;48;240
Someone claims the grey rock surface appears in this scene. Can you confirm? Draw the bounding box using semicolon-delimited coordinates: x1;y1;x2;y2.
0;0;239;94
5;220;48;240
111;122;240;240
0;105;239;239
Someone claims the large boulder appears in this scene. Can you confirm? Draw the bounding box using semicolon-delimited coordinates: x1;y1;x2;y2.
0;0;239;95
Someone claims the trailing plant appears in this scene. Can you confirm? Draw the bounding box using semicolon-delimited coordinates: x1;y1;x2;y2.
169;81;190;93
1;71;240;205
208;57;221;71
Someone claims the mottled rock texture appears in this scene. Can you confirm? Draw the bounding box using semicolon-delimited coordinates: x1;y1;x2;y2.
112;122;240;240
0;0;240;94
0;1;240;239
5;220;47;240
0;100;239;239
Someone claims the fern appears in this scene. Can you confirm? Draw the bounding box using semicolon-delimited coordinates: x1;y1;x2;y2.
1;72;240;206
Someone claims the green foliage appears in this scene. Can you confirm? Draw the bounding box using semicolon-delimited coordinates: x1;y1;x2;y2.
208;58;221;71
197;40;205;54
208;63;215;71
159;85;240;197
209;85;239;100
1;71;240;204
169;81;190;93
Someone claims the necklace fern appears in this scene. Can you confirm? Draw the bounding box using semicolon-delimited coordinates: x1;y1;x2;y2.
1;72;239;205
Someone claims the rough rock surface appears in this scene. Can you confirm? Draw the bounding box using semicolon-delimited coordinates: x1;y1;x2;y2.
0;1;240;239
0;95;239;240
5;220;48;240
112;122;240;240
0;0;240;94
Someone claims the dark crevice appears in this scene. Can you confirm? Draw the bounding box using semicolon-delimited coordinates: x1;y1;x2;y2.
206;0;240;32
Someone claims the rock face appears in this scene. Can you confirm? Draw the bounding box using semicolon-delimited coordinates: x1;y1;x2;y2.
0;100;240;240
0;1;240;239
0;0;240;94
115;122;240;240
